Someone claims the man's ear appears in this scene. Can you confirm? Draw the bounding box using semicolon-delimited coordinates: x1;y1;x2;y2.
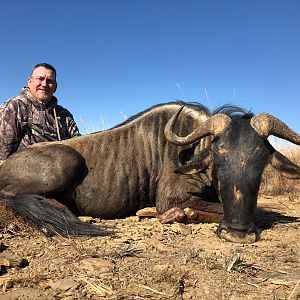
53;82;57;93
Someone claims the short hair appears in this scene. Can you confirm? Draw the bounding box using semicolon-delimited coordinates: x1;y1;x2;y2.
31;63;57;78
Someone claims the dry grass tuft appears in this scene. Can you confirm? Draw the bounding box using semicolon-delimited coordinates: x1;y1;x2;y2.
0;201;29;235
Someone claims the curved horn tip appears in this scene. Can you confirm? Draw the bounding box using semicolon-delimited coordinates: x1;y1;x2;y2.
251;113;300;145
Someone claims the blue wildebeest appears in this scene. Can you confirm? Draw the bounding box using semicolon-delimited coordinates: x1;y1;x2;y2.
0;101;299;243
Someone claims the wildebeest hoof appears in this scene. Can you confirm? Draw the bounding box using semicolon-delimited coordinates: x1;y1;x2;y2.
216;226;258;244
217;228;257;244
159;207;187;224
216;222;258;244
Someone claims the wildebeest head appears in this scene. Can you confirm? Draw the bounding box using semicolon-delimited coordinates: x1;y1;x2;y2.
165;106;300;243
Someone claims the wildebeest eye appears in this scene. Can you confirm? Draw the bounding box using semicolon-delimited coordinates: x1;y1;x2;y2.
213;142;230;157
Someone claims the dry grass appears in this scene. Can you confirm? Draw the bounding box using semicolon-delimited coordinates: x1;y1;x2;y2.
260;144;300;199
0;201;29;235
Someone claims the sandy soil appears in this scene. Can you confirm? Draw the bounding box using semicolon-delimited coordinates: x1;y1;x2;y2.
0;195;299;300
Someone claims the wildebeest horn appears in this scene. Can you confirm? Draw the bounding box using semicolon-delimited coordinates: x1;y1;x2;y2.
250;113;300;145
164;106;232;145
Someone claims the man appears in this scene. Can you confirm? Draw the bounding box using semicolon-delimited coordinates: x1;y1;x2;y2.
0;63;80;161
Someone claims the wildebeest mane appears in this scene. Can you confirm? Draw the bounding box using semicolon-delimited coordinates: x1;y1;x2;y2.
85;101;252;140
113;101;253;129
112;101;211;129
213;104;253;119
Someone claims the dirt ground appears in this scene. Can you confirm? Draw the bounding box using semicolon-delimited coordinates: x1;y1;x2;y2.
0;195;299;300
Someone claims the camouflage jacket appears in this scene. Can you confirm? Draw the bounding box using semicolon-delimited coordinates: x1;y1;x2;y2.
0;87;80;160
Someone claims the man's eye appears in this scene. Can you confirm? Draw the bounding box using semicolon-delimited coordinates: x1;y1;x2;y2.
33;76;55;83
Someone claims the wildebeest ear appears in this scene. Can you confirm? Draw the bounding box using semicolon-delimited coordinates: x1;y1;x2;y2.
175;148;211;175
270;151;300;179
178;144;197;165
175;161;207;174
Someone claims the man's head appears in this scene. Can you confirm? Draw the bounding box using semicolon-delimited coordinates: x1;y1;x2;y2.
27;63;57;105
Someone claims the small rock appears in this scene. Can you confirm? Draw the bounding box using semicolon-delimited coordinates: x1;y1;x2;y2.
125;216;140;222
151;240;172;252
171;223;192;235
60;296;75;300
0;252;27;268
50;277;79;291
258;268;300;285
79;258;114;273
153;264;170;272
114;236;133;244
78;216;101;223
136;207;159;217
0;288;54;299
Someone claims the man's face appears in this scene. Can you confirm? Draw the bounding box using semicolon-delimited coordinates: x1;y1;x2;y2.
28;66;57;104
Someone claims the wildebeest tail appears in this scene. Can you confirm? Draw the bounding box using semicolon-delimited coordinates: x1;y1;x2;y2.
3;194;112;237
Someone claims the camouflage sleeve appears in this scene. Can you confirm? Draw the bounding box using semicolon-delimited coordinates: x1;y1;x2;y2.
66;113;81;138
56;105;81;138
0;99;23;160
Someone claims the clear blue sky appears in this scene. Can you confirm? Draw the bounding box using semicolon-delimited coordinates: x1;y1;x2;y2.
1;0;299;134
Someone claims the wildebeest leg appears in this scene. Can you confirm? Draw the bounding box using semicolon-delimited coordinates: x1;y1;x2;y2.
159;206;223;224
50;189;80;214
0;144;87;199
156;172;223;224
47;197;68;209
0;144;111;237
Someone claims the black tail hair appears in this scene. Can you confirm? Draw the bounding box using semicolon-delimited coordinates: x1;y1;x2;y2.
5;194;112;237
